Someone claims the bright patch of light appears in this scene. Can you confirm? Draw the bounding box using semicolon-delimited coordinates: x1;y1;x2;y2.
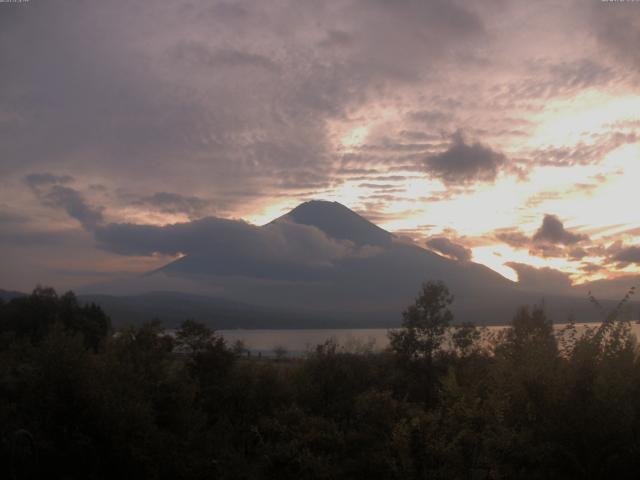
245;199;297;226
542;143;639;235
528;92;640;148
117;208;191;226
340;126;369;149
472;244;581;283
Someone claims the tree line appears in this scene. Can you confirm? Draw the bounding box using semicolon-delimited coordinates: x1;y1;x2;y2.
0;282;638;479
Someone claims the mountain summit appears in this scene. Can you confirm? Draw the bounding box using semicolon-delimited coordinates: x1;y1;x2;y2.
274;200;393;247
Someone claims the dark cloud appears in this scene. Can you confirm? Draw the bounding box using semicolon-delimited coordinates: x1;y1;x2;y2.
612;246;640;265
529;243;566;259
94;217;354;268
168;42;280;72
207;1;250;21
318;29;355;49
495;215;589;259
336;167;381;177
580;263;604;274
25;174;104;231
424;132;508;185
425;237;472;262
494;229;530;248
532;214;588;245
137;192;213;219
506;262;573;293
568;247;588;260
360;142;435;153
409;110;453;124
24;173;74;188
0;0;488;198
399;131;442;142
41;186;105;231
591;3;640;71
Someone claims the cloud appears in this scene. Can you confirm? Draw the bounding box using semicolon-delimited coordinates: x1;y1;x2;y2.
136;192;213;219
25;174;104;230
41;186;105;231
494;215;589;259
0;206;28;225
532;214;588;245
494;228;530;248
612;245;640;265
2;0;639;289
424;131;508;185
168;42;280;72
409;110;453;124
591;3;640;71
319;29;355;49
496;59;616;103
580;263;604;274
568;247;588;260
24;173;74;188
0;0;489;203
527;132;637;168
94;216;355;269
506;262;573;293
547;59;613;90
425;237;472;262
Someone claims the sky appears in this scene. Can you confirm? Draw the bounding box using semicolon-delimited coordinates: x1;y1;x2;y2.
1;0;640;292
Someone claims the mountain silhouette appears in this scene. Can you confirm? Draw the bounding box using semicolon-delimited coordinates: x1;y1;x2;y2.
147;201;522;324
273;200;393;247
80;200;630;326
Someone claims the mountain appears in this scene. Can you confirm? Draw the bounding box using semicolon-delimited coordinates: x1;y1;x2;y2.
274;200;393;247
79;200;638;326
79;291;351;329
0;289;28;302
148;201;513;322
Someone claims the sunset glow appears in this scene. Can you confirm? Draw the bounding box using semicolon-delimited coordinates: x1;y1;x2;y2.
1;0;639;296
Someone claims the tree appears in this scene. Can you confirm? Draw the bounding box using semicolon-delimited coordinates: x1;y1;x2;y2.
451;322;482;358
499;304;556;361
273;345;288;361
175;319;217;354
59;291;111;351
0;287;110;350
389;280;454;363
232;339;248;356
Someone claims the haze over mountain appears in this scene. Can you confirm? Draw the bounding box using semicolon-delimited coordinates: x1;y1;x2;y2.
79;201;638;327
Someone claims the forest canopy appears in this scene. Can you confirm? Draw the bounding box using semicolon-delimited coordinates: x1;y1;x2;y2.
0;282;639;479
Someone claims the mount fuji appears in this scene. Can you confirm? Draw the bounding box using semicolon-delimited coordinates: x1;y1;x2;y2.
81;201;630;327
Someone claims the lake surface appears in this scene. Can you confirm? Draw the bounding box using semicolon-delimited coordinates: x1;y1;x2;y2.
218;323;640;357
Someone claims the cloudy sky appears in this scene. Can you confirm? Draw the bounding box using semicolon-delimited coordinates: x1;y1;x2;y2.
1;0;640;292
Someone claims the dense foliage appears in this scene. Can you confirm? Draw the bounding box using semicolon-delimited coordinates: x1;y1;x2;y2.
1;283;639;479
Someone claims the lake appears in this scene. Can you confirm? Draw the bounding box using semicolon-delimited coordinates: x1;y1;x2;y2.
218;322;640;357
